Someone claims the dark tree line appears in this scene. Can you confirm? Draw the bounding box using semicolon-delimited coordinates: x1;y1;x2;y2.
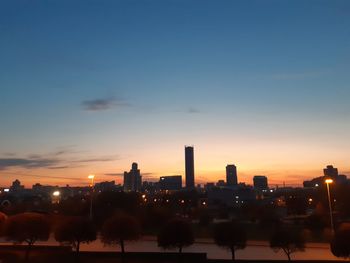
4;210;350;262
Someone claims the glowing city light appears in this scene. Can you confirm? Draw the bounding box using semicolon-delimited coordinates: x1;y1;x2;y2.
325;178;333;184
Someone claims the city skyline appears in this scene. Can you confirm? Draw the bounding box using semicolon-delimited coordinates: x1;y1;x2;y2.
1;0;350;187
0;146;348;188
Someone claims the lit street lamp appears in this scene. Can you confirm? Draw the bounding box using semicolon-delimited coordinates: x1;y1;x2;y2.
88;174;95;220
325;178;334;234
52;190;60;204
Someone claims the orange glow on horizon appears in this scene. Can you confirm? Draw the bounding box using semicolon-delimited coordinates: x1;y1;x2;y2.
1;164;348;188
1;142;349;188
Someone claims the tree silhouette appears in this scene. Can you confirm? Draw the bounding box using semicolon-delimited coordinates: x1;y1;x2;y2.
4;212;50;261
270;227;305;261
54;216;96;262
331;225;350;259
213;221;246;261
304;213;327;238
198;210;213;227
0;212;7;236
157;218;194;253
101;213;141;254
94;191;141;224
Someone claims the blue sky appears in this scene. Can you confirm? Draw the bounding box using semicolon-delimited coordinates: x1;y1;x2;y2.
0;0;350;186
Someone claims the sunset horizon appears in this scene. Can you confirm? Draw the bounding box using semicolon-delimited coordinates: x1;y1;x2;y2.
1;1;350;262
1;1;349;187
0;143;348;187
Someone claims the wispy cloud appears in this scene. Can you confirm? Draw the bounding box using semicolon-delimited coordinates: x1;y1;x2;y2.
51;149;75;156
48;166;71;170
187;107;201;114
2;152;16;157
105;173;124;177
0;154;119;171
81;97;129;111
104;172;155;178
1;171;83;181
142;172;154;176
0;158;59;170
73;156;119;163
270;70;330;80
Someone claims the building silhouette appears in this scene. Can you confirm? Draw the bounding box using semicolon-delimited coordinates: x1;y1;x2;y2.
226;164;238;186
303;165;348;188
159;175;182;191
123;163;142;191
10;179;24;192
324;165;338;178
94;181;117;192
216;180;226;187
253;175;268;190
185;146;195;189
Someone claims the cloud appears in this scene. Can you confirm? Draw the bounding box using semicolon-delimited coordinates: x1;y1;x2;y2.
48;166;71;170
81;97;129;111
0;154;119;171
51;148;76;156
104;172;155;178
105;173;124;177
73;157;119;163
2;152;16;157
2;171;83;181
187;107;200;114
142;172;155;176
270;70;330;80
0;158;59;170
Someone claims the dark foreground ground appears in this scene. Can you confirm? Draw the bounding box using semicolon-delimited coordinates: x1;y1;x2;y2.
0;245;344;263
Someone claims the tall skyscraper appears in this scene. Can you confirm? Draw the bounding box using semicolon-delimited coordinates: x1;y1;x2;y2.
185;146;195;189
123;162;142;191
226;164;238;186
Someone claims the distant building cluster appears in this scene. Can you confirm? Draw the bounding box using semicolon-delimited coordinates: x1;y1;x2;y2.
120;146;270;195
159;176;182;191
116;146;274;207
1;144;348;211
303;165;348;188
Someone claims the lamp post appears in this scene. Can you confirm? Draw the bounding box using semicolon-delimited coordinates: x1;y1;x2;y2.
88;174;95;220
325;178;334;234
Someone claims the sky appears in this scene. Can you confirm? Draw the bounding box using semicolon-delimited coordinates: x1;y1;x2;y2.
0;0;350;187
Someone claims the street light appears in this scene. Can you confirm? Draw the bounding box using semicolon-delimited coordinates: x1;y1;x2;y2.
88;174;95;220
325;178;334;234
52;191;60;204
88;174;95;186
